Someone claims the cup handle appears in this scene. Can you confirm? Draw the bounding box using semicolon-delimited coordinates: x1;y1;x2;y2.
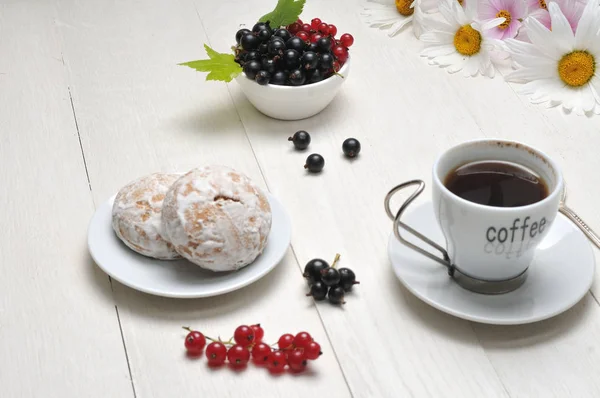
384;180;455;276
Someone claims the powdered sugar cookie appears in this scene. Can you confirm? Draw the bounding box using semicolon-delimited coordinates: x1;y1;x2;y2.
112;173;181;260
162;166;272;272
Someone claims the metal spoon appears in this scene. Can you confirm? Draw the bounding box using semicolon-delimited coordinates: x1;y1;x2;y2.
560;185;600;249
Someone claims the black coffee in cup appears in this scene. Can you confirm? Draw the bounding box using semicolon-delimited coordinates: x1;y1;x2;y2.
444;161;549;207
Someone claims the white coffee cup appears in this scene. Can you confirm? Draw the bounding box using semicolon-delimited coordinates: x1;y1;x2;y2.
385;139;564;294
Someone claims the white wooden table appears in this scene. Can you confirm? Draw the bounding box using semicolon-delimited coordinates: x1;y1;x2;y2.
2;0;600;396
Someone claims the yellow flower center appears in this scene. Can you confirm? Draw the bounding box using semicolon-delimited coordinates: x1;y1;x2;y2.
395;0;414;16
496;10;511;30
558;51;596;87
539;0;547;10
454;25;482;56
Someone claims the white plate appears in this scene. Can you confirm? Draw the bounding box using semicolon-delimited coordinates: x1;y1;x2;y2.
88;194;291;298
388;201;595;325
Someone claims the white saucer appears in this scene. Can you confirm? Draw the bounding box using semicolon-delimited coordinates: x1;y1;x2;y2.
88;194;291;298
388;201;595;325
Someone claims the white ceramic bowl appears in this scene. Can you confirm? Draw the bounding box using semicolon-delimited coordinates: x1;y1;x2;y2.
236;58;350;121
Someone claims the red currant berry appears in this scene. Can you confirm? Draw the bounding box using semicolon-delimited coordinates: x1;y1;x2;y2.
267;351;287;372
311;18;322;29
277;333;295;350
287;349;308;372
333;45;349;63
296;18;303;25
184;330;206;355
287;22;302;34
293;332;312;349
233;325;254;346
227;344;251;366
333;60;342;72
251;342;272;365
310;33;323;44
296;31;310;41
250;324;264;342
318;23;329;34
328;24;338;36
302;23;312;33
205;342;227;366
340;33;354;48
305;341;322;360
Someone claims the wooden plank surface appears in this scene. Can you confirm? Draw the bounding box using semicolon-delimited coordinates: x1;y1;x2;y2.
0;2;133;397
2;0;600;396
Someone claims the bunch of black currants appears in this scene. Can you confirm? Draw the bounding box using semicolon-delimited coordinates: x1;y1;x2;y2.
234;18;353;86
304;254;359;305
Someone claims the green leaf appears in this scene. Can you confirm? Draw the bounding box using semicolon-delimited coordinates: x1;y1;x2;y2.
259;0;306;27
179;44;242;83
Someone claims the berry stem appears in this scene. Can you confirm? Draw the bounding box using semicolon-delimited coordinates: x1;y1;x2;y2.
333;72;345;79
331;253;341;269
182;326;193;332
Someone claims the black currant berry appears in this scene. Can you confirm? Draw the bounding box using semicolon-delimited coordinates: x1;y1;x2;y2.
269;70;287;85
245;51;261;62
283;49;301;69
307;42;319;53
306;281;328;301
255;70;271;85
252;22;270;33
321;267;341;287
339;268;359;292
241;34;260;50
304;154;324;173
342;138;361;158
268;40;286;56
288;130;311;150
236;28;251;44
307;69;325;84
328;286;346;305
303;259;329;284
289;69;306;86
317;37;332;52
319;53;334;70
261;58;277;74
273;28;292;42
257;28;272;42
243;60;262;80
258;43;268;54
286;37;305;53
301;51;318;70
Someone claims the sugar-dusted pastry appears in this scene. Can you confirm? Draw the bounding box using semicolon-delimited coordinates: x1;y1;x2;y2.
112;173;181;260
162;165;272;272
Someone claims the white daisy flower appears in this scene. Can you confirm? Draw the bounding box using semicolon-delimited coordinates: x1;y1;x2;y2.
420;0;506;77
362;0;438;39
505;0;600;115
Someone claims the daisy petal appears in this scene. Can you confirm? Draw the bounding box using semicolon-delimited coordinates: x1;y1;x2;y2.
548;3;576;50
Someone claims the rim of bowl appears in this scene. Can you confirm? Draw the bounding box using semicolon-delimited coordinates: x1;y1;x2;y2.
239;56;351;89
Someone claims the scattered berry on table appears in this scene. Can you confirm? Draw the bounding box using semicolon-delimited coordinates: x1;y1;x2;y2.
328;286;346;305
184;329;206;355
288;130;311;150
205;341;228;366
321;267;341;287
227;344;251;366
293;332;313;349
287;349;308;371
303;258;329;284
251;342;272;364
267;351;287;372
306;281;329;300
342;138;361;158
339;268;360;291
305;341;322;360
250;323;264;342
304;154;325;173
233;325;255;346
277;333;295;350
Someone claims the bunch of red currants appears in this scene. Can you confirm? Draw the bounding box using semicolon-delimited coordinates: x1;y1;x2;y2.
183;324;322;373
